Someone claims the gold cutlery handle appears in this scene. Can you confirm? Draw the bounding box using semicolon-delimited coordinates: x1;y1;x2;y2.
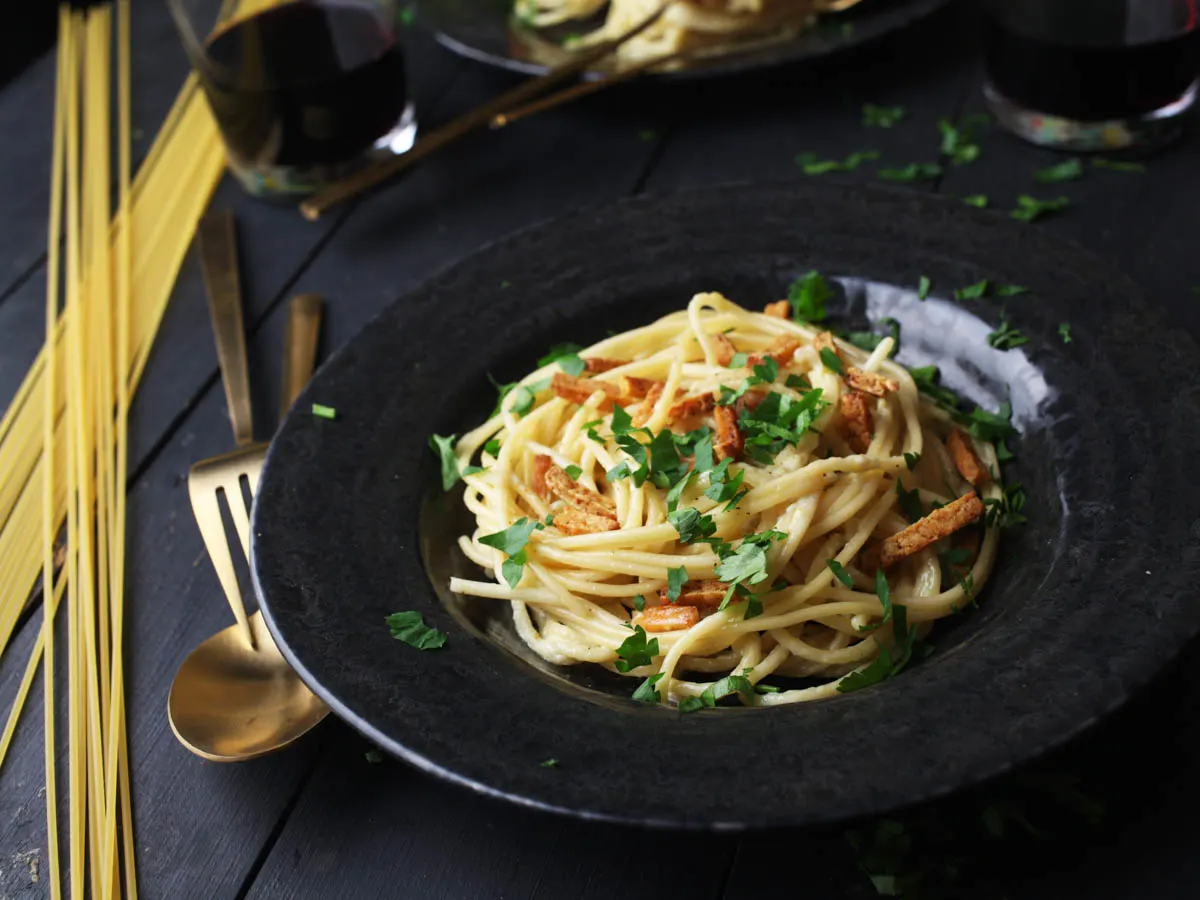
197;208;254;447
280;293;322;419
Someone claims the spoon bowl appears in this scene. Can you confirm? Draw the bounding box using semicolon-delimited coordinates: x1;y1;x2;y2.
167;611;328;762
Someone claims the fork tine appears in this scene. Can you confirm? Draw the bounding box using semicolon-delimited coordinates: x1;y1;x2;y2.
223;472;253;563
188;470;254;648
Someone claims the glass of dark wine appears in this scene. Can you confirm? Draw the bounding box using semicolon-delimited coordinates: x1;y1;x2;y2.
168;0;417;198
980;0;1200;151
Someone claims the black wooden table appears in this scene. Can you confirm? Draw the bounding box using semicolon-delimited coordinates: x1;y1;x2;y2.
3;3;1200;898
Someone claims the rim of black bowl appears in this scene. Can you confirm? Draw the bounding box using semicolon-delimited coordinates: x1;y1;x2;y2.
251;180;1200;830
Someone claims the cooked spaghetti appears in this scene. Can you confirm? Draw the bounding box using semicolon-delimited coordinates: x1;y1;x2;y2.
516;0;856;69
443;291;1006;708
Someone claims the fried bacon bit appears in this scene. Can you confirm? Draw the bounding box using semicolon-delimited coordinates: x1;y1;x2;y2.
583;357;624;374
857;540;883;573
631;382;666;427
763;300;790;319
544;462;617;518
746;337;801;369
552;372;622;408
659;579;728;608
839;391;873;453
617;375;661;399
880;492;985;569
814;331;839;357
844;367;899;398
733;388;767;417
531;454;554;499
553;508;620;536
713;404;743;461
946;429;989;487
711;333;737;367
635;605;700;632
667;392;717;422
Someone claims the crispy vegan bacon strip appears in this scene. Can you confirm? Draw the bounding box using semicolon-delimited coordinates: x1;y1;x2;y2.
636;605;700;632
552;372;622;408
946;429;989;487
746;336;800;369
617;375;661;399
713;405;743;460
879;492;984;568
583;357;624;374
631;382;666;427
711;333;737;367
844;367;899;398
659;579;728;608
814;331;838;356
668;392;717;422
763;300;790;319
542;460;617;518
839;391;873;453
553;508;620;535
531;454;553;498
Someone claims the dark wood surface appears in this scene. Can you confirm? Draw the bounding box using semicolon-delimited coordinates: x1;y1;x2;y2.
2;2;1200;897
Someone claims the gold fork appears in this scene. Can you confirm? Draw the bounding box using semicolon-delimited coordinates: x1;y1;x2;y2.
190;209;322;648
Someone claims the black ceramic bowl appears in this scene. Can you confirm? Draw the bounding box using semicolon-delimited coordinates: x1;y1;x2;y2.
251;181;1200;829
420;0;954;80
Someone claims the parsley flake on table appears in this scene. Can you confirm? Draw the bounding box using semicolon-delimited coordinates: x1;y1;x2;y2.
1035;158;1083;182
961;194;988;208
428;433;462;491
954;279;989;300
795;150;880;175
1059;322;1073;344
615;625;658;672
539;758;559;768
385;610;447;650
878;162;942;182
787;270;833;323
845;318;900;356
996;284;1028;296
937;115;986;165
986;318;1030;351
1093;157;1146;173
862;104;906;127
1011;194;1070;223
311;403;337;419
917;275;931;299
536;342;586;376
479;517;543;588
632;672;665;704
364;749;383;763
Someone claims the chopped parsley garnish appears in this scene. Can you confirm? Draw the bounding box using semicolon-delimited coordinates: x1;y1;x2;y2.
917;275;931;299
678;696;703;713
986;318;1030;351
483;437;501;457
908;365;960;410
398;5;416;26
896;478;924;522
845;318;900;356
962;194;988;208
856;570;895;633
957;401;1017;445
737;388;828;465
428;433;461;491
311;403;337;419
1093;157;1145;173
938;115;986;165
1035;158;1083;182
687;674;757;711
385;610;447;650
954;279;988;300
787;271;833;323
862;104;906;127
903;452;921;471
785;373;811;390
633;594;646;611
836;604;920;693
539;758;559;768
537;342;586;376
479;517;543;588
632;672;665;704
509;385;537;416
819;346;844;374
878;162;942;182
665;565;688;603
702;458;747;507
1011;194;1070;223
564;464;582;480
795;150;880;175
668;507;717;544
827;559;855;588
984;483;1028;529
996;284;1028;296
1058;322;1072;344
614;625;659;672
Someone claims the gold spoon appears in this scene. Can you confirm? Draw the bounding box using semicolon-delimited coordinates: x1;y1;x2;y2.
168;289;329;762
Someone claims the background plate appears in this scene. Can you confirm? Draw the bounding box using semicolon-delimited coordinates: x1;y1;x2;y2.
420;0;955;80
251;181;1200;830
